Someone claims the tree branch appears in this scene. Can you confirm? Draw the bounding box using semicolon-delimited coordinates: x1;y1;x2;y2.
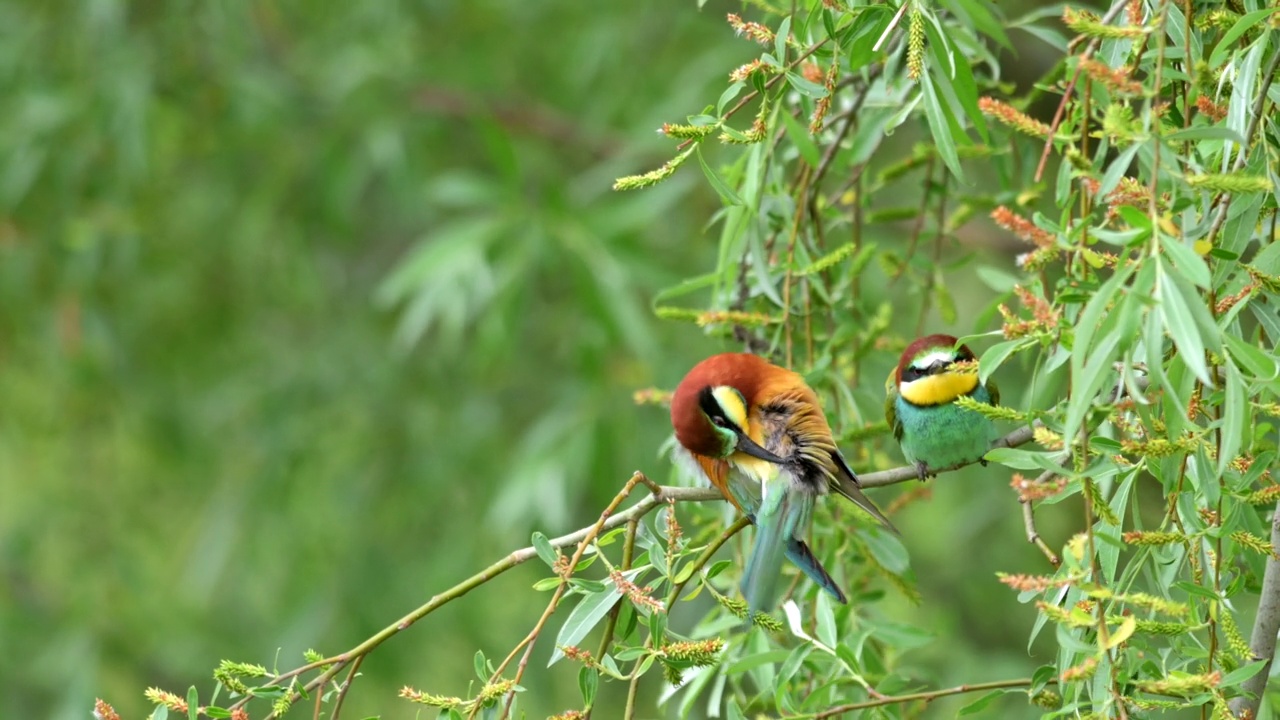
807;677;1045;718
233;423;1038;716
1230;499;1280;718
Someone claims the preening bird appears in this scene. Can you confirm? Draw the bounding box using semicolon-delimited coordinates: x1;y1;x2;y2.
885;334;1000;481
670;353;898;613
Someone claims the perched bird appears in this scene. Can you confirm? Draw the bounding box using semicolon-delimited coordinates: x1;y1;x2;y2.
670;353;898;612
885;334;1000;481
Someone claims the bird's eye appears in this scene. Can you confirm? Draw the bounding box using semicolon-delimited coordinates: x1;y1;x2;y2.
710;415;732;429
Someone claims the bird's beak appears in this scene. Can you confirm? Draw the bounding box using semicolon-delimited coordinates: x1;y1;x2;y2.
735;431;787;464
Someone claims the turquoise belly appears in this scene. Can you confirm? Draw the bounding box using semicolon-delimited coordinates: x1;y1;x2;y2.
896;386;996;470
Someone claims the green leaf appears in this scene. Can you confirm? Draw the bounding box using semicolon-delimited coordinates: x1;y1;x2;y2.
949;0;1013;51
549;573;631;666
1158;264;1212;385
979;339;1031;386
1219;358;1245;474
697;147;745;207
204;709;231;719
815;591;838;648
1104;615;1136;650
958;689;1014;716
778;109;821;167
1098;143;1141;197
920;73;965;180
1225;333;1279;380
532;576;561;591
1163;126;1248;145
1220;660;1269;688
532;532;558;569
152;707;169;720
1173;581;1221;601
774;15;791;64
985;447;1068;472
860;527;909;574
475;650;488;681
579;667;598;707
785;71;829;99
1209;7;1280;69
187;688;199;720
1159;234;1212;289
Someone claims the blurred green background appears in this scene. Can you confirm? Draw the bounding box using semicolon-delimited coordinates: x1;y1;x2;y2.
0;1;1070;717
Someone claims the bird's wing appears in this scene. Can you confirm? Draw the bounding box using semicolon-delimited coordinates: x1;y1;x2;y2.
884;369;903;442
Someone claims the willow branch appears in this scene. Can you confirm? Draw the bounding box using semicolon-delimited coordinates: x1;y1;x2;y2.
806;677;1045;718
1230;500;1280;718
230;423;1037;715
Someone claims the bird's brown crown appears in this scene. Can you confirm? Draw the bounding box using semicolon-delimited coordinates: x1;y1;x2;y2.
671;353;784;457
894;334;975;382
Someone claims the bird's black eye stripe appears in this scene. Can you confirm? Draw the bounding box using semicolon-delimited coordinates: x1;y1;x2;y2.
698;386;735;430
904;360;952;382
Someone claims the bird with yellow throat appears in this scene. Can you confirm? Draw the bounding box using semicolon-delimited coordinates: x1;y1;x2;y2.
670;353;898;613
885;334;1000;481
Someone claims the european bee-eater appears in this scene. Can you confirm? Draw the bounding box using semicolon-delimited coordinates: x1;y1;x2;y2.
885;334;1000;481
670;353;898;612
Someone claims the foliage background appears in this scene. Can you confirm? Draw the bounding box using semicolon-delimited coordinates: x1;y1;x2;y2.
4;0;1254;718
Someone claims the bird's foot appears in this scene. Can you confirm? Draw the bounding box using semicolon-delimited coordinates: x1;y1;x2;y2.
915;462;931;483
980;458;989;467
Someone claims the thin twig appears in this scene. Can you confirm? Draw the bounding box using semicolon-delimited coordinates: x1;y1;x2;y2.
806;677;1047;718
328;655;363;720
1033;0;1129;182
1022;496;1061;567
488;472;661;720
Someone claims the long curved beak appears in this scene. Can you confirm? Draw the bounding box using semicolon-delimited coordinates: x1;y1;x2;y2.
735;431;787;464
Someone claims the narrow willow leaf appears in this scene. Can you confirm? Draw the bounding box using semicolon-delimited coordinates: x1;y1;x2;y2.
921;74;964;179
1098;143;1141;196
1218;358;1245;474
1160;233;1212;289
532;532;557;568
1208;8;1280;69
778;109;820;167
697;147;745;207
1224;333;1279;380
1158;265;1212;385
980;338;1032;386
549;572;634;666
815;591;838;649
1163;126;1247;145
958;689;1015;716
786;71;829;98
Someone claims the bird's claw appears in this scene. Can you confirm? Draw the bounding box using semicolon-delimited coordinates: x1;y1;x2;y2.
915;462;930;483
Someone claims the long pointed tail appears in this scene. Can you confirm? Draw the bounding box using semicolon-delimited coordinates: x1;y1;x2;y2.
785;539;848;604
830;450;900;535
742;486;821;613
740;498;790;615
833;478;900;535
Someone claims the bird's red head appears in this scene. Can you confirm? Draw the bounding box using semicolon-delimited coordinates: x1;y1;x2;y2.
670;353;781;460
894;334;975;384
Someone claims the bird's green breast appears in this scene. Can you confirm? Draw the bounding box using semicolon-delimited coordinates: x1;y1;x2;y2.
894;384;996;469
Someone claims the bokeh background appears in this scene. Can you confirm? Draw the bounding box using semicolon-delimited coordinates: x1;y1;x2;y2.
0;1;1073;717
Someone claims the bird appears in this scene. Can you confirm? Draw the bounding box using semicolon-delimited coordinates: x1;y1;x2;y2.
885;334;1000;482
670;352;898;613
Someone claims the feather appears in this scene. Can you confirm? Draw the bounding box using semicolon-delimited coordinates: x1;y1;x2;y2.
830;449;900;535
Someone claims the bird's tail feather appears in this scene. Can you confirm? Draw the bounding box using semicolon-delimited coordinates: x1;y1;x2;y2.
742;487;821;613
833;478;900;536
785;539;848;604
